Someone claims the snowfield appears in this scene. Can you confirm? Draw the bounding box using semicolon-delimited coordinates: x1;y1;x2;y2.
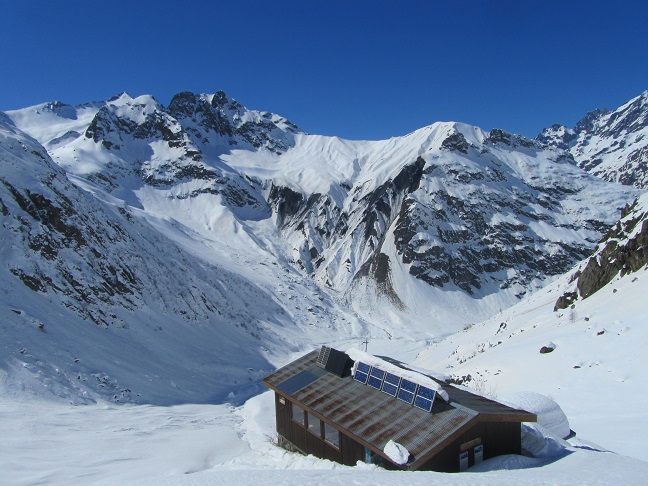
2;267;648;484
2;389;648;485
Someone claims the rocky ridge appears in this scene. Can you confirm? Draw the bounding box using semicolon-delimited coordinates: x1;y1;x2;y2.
537;90;648;189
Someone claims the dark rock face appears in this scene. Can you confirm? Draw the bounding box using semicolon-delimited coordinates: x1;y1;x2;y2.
536;124;577;151
555;195;648;307
441;132;470;153
168;90;300;154
487;128;512;145
539;345;555;354
576;202;648;299
355;253;404;308
1;173;143;326
554;291;577;311
268;185;305;227
391;154;596;296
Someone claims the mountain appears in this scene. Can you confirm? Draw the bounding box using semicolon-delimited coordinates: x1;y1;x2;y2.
1;90;642;403
537;90;648;189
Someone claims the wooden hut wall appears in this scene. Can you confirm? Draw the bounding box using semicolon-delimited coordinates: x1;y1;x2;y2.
483;421;522;457
274;393;365;466
274;392;525;473
417;420;523;472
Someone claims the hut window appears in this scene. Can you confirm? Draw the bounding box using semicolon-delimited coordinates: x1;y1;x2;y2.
306;412;320;436
291;403;305;427
323;422;340;449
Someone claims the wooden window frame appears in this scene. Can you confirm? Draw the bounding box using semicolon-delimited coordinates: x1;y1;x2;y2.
306;412;321;437
291;403;305;427
323;421;340;449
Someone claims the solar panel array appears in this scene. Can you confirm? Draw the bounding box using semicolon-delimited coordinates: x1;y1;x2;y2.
353;362;437;413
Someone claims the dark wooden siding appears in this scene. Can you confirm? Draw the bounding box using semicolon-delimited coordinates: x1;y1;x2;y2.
340;433;365;466
274;392;365;467
417;420;521;472
484;421;521;458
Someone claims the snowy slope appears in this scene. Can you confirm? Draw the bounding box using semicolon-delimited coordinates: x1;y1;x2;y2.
537;90;648;188
0;112;369;406
2;383;648;485
414;240;648;462
247;124;640;335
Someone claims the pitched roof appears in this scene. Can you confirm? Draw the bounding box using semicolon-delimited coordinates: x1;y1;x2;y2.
263;349;536;470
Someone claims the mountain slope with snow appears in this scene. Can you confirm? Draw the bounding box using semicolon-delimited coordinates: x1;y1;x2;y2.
537;90;648;188
0;89;644;406
0;112;367;405
414;226;648;462
10;91;639;332
2;89;648;483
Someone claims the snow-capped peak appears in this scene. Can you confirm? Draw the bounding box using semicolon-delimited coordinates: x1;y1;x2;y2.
537;89;648;188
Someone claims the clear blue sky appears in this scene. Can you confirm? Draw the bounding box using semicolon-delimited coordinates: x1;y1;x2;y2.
1;0;646;140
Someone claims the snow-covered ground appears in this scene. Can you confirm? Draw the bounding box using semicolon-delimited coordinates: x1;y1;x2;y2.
415;262;648;464
2;390;648;485
2;264;648;484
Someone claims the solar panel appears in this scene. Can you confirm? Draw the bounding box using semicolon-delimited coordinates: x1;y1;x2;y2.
324;348;352;377
413;385;436;412
276;365;328;395
356;362;371;373
367;367;385;389
316;346;331;368
414;395;434;412
353;362;371;384
381;372;400;397
397;378;417;404
417;385;436;400
351;358;443;411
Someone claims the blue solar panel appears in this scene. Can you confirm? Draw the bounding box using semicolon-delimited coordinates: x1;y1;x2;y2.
357;362;371;373
413;385;435;412
367;375;382;389
414;395;434;412
370;367;385;380
381;372;400;396
352;361;440;411
367;367;385;389
384;372;400;386
417;385;436;400
397;388;415;404
396;378;417;404
382;382;398;396
399;378;417;393
354;370;369;384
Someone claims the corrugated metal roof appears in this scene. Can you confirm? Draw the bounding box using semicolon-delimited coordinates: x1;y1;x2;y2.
263;350;535;469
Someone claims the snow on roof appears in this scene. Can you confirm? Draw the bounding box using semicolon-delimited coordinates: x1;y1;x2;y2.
503;391;571;439
383;440;410;465
345;348;450;402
